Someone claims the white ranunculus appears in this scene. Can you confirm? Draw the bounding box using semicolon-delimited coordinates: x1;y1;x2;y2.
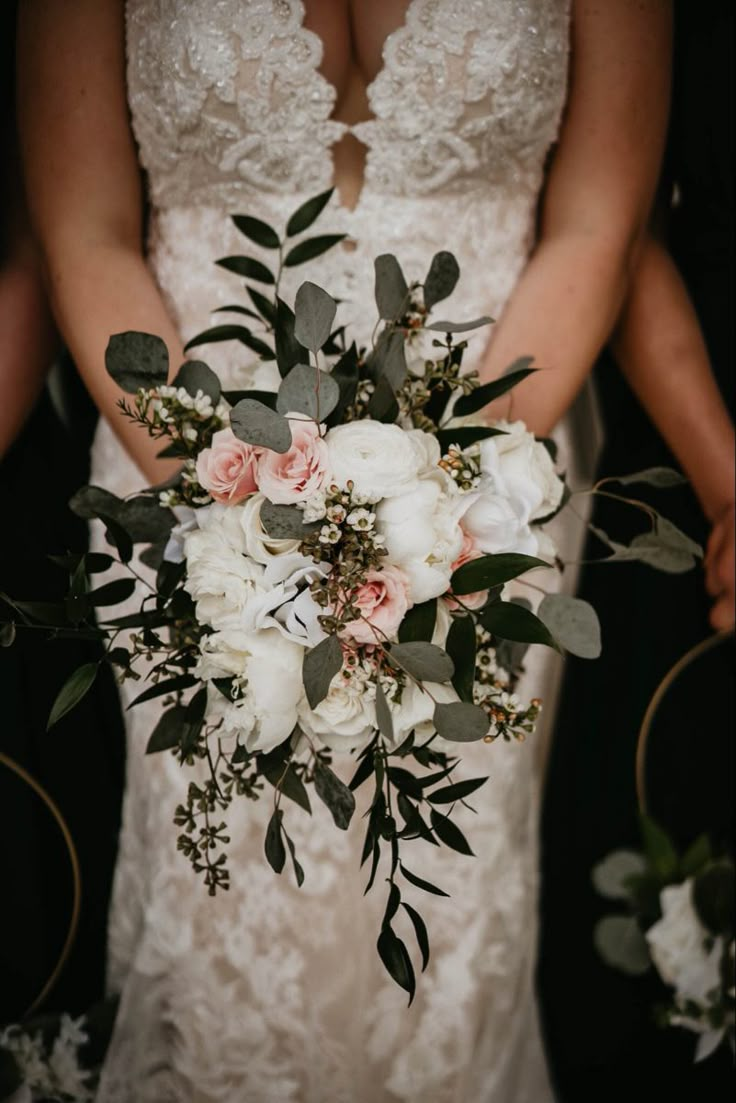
645;880;723;1009
238;552;329;647
239;492;301;564
183;504;265;630
299;670;377;753
196;627;303;753
325;420;428;501
377;470;465;603
479;420;564;523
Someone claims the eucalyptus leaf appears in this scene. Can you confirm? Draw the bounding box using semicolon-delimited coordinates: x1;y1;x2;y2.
626;519;703;574
274;297;307;378
399;862;450;897
213;304;262;321
284;234;347;267
0;621;16;647
377;924;416;1002
366;376;400;423
105;331;169;394
216;255;275;285
276;363;340;420
128;674;198;709
427;776;487;805
374;679;395;742
231;213;280;249
451;553;550;595
87;578;137;608
481;600;559;650
146;705;188;754
693;861;735;935
640;815;679;881
302;633;343;709
537;594;601;659
591;850;647;900
433;701;490;742
325;343;359;426
397;599;437;643
172;359;221;403
594;916;651;976
374;254;409;319
402;901;430;971
260;500;318;539
435;426;506;452
313;760;356;830
423;251;460;309
445;615;476;702
388;641;454;683
453;359;536;417
264;809;286;874
184;325;255;352
293;282;337;353
261;761;312;815
371;329;407;389
230;398;293;453
430;809;474;855
604;467;687;489
246;286;278;326
286;188;334;237
425;316;493;333
47;662;99;730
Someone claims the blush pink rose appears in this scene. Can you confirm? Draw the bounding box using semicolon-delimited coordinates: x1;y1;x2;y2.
196;428;260;504
256;414;330;504
446;530;488;611
340;565;411;646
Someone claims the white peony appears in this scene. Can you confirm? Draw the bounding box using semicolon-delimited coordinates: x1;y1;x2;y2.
325;420;428;501
238;552;328;647
377;469;465;603
183;504;265;630
239;492;301;564
645;880;724;1009
478;420;564;523
196;627;303;753
299;669;377;753
460;490;542;557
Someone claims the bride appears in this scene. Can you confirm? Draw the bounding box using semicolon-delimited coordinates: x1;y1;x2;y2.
18;2;672;1100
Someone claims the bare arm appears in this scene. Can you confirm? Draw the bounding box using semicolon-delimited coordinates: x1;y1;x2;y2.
17;0;182;484
481;0;672;436
612;234;735;628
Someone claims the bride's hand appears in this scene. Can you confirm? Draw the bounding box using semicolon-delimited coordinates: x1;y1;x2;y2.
705;502;735;630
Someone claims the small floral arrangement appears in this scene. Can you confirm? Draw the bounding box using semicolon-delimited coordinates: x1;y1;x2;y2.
0;190;701;999
593;818;735;1062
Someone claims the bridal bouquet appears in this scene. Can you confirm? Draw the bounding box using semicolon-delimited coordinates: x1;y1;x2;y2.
0;189;701;999
594;820;734;1061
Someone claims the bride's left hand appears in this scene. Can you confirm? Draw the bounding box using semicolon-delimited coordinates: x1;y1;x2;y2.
705;502;735;630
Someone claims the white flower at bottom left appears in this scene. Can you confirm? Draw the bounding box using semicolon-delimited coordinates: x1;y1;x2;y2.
196;627;304;753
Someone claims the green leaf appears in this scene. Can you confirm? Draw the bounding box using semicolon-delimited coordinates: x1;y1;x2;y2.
265;809;286;874
246;286;277;327
274;296;307;378
377;924;416;1002
388;641;454;683
313;760;356;830
172;359;221;403
603;467;687;489
366;375;400;423
425;316;493;333
427;776;487;805
626;518;703;574
105;331;169;394
435;426;506;452
284;234;347;267
349;750;376;792
286;188;334;236
276;363;340;420
231;213;280;249
399;862;450;897
0;595;69;626
398;599;437;643
47;662;99;730
640;814;679;881
451;553;550;595
213;303;262;322
260;500;317;540
223;388;277;409
481;601;560;649
423;251;460;310
594;916;651;976
591;850;647;900
693;861;735;935
99;515;134;564
453;359;536;417
374;254;409;319
430;808;474;855
128;673;197;708
433;701;490;742
184;324;264;353
230;398;293;453
302;633;343;708
0;622;16;647
445;615;476;702
537;594;601;659
375;679;395;742
680;834;713;878
216;255;275;285
261;761;312;815
325;343;360;426
387;766;424;800
87;578;137;607
146;705;188;753
402;901;430;971
283;824;305;887
369;328;407;390
293;281;337;353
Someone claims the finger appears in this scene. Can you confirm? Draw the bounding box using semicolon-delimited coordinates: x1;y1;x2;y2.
710;592;735;631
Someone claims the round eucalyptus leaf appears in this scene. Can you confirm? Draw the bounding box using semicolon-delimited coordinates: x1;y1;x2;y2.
172;359;221;403
293;282;337;352
433;701;490;743
230;399;293;453
388;641;454;683
594;915;651;976
423;251;460;309
374;254;408;319
537;594;602;659
592;850;647;901
105;331;169;394
276;363;340;420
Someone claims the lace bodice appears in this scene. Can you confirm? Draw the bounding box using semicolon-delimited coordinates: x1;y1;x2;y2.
126;0;570;207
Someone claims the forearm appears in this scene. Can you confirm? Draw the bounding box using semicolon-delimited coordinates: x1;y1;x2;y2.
611;236;735;521
0;246;57;457
42;235;184;485
478;232;631;437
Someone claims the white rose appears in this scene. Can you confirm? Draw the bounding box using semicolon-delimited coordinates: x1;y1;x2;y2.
299;670;377;753
239;552;328;647
197;627;303;753
240;492;301;564
183;504;265;630
645;880;723;1009
325;420;427;501
377;470;465;603
460;490;541;557
479;420;564;523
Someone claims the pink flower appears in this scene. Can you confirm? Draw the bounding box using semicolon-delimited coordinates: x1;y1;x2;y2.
196;428;260;504
340;565;411;646
256;414;330;505
446;531;488;611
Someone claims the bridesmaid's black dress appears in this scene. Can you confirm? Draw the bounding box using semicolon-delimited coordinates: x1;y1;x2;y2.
539;5;734;1102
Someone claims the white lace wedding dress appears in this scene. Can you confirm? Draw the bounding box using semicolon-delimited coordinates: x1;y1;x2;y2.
92;2;592;1099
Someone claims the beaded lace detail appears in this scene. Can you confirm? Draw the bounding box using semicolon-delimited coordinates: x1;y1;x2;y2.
94;3;578;1100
